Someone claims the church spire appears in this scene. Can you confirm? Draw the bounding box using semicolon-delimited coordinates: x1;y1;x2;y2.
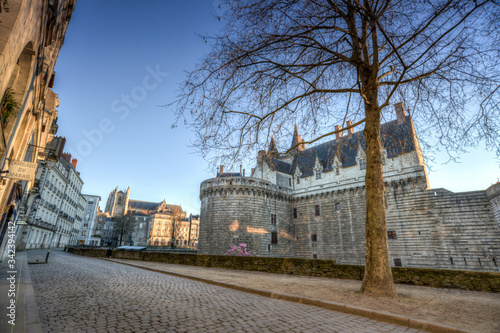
269;135;278;155
291;123;301;149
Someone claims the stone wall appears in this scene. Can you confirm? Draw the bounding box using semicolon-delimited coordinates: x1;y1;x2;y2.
200;175;500;272
66;247;500;292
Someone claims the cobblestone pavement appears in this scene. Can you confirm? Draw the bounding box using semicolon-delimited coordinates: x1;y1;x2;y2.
28;251;423;333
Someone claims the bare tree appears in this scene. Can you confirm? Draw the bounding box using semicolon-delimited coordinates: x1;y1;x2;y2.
114;216;135;246
171;0;500;297
168;206;186;249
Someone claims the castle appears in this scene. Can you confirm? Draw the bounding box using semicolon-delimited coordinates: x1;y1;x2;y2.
199;103;500;272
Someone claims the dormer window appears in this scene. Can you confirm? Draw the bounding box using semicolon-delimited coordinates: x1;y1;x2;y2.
296;176;300;184
315;170;322;179
335;167;340;175
359;159;366;170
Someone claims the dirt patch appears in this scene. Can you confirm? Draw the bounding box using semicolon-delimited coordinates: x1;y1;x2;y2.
115;259;500;333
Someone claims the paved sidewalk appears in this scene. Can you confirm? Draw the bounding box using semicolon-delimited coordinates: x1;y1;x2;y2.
0;250;42;333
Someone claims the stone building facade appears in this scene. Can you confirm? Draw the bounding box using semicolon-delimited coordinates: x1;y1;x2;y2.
0;0;76;259
102;187;199;248
199;104;500;272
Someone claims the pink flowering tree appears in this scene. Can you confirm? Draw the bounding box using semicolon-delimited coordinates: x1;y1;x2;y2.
226;243;253;256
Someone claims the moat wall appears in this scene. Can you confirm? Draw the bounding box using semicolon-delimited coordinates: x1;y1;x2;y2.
66;247;500;292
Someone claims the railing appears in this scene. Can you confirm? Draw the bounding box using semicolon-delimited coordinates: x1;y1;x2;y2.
29;218;57;231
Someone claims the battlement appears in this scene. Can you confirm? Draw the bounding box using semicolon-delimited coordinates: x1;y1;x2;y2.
200;176;293;199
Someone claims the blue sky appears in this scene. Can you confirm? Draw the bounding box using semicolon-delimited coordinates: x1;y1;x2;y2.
52;0;499;214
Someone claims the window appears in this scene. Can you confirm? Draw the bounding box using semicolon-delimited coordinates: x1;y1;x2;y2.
85;214;90;221
289;178;292;187
388;231;397;240
83;223;88;228
271;214;277;225
394;258;402;267
314;205;320;216
382;155;386;165
313;254;318;259
359;158;366;170
311;234;317;242
315;170;322;179
335;203;340;212
271;231;278;244
336;167;340;175
296;176;300;184
293;208;298;219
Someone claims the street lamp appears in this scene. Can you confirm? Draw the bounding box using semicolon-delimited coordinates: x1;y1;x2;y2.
45;152;58;170
27;144;59;170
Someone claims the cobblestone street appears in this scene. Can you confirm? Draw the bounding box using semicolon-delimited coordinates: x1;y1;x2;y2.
28;251;422;333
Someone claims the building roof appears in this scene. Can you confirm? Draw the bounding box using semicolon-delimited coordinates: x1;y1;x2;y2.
265;116;417;178
128;199;162;211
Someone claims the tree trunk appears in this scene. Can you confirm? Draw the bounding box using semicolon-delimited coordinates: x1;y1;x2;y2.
360;86;397;297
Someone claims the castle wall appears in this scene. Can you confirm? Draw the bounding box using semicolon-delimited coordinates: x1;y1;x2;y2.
291;177;500;272
199;177;293;256
200;174;500;272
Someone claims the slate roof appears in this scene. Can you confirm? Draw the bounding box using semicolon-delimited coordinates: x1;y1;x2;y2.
128;200;161;211
265;116;417;178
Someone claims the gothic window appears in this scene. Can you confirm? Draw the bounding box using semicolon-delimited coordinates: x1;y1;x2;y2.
311;234;317;242
359;158;366;170
293;208;298;219
388;231;397;240
271;231;278;244
296;176;300;184
314;205;320;216
315;170;322;179
270;214;277;225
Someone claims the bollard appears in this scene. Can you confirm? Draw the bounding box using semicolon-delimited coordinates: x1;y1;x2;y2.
45;249;51;263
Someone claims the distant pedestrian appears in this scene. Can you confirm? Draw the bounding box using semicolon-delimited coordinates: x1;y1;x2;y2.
106;248;112;258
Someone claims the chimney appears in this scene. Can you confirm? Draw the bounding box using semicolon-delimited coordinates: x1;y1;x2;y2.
243;169;245;177
62;152;71;162
394;102;406;124
219;165;225;175
346;120;354;138
239;165;242;175
71;158;78;169
335;125;343;140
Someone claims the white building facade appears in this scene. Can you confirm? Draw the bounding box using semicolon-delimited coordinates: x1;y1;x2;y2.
77;194;101;245
17;153;85;250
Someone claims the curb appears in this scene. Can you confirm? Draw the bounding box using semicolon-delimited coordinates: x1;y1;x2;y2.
104;258;472;333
